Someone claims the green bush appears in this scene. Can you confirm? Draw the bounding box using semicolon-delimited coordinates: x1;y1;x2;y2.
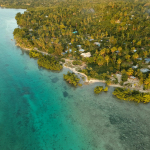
61;59;65;63
113;87;150;103
29;50;42;58
94;86;103;94
120;81;124;86
38;55;63;71
104;87;108;92
63;72;80;87
78;83;82;86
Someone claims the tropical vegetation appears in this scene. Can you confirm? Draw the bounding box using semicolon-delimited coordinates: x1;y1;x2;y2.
113;87;150;103
29;50;42;58
63;71;80;87
38;55;63;71
94;86;104;94
11;0;150;91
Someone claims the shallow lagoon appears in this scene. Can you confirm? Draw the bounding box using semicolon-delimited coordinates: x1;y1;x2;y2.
0;8;150;150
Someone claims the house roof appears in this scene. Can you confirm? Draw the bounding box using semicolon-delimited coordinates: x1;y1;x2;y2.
79;49;85;52
145;58;150;61
72;31;77;34
94;42;100;46
140;68;150;73
81;52;91;57
132;65;138;69
130;76;136;79
137;58;142;60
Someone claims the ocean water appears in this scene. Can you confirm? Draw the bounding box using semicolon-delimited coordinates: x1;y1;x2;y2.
0;8;150;150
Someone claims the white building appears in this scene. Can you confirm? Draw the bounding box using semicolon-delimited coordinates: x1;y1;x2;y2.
77;45;82;49
94;42;100;46
133;49;137;52
137;58;142;61
81;52;91;57
79;49;85;52
145;58;150;64
140;68;150;73
132;65;138;69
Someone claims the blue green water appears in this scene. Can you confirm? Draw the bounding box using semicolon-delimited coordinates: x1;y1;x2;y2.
0;8;150;150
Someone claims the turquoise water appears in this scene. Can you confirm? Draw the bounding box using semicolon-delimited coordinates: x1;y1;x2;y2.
0;8;150;150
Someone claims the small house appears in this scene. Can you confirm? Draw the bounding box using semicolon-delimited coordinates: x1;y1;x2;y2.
94;42;100;47
145;58;150;64
81;52;91;57
89;39;94;41
137;58;142;61
132;65;138;69
72;31;77;34
115;20;120;23
77;45;81;49
140;68;150;73
79;49;85;53
129;76;136;80
133;49;137;52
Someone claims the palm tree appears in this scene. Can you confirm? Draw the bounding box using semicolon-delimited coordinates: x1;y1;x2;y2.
118;47;122;53
100;48;106;56
105;55;109;66
117;58;122;70
126;68;134;76
132;53;139;60
113;55;116;64
111;47;117;54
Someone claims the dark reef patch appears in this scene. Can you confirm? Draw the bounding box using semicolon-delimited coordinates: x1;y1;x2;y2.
104;144;113;150
109;113;150;150
5;64;9;67
63;91;68;97
63;86;67;90
51;77;59;83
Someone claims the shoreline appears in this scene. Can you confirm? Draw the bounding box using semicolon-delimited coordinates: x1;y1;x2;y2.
15;43;150;93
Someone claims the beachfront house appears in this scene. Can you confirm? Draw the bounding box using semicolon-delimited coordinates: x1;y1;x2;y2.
81;52;91;57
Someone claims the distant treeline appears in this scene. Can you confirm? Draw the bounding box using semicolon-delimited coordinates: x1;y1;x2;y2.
1;0;150;9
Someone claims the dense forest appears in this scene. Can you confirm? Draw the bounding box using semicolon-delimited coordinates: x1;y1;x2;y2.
2;0;150;96
0;0;117;9
12;0;150;90
63;72;80;86
29;50;63;71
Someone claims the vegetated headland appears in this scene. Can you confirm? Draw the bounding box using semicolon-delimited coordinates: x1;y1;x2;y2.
4;0;150;102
